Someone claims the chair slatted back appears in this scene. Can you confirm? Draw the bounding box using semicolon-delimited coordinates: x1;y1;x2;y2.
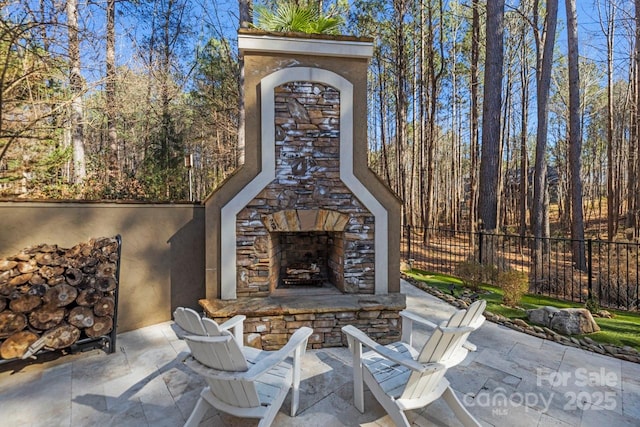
174;307;207;335
184;332;260;408
401;300;486;401
174;307;226;336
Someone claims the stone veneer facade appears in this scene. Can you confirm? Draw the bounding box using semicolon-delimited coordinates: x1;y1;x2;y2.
236;81;375;297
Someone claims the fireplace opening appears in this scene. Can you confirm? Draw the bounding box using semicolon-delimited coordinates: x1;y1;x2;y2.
270;231;344;293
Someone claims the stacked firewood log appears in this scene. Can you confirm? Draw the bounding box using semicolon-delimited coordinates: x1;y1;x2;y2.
0;237;119;360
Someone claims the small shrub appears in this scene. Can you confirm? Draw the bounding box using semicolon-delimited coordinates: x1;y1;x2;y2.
455;260;485;292
585;297;601;314
499;270;529;307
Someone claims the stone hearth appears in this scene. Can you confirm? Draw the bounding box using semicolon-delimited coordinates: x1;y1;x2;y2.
200;293;405;350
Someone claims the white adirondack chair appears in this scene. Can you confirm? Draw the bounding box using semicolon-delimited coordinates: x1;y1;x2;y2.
181;325;313;427
342;299;486;427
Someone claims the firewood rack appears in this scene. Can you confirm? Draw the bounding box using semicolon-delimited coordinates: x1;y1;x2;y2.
0;235;121;368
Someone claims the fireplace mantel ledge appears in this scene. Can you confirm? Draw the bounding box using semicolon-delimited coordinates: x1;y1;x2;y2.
200;293;406;318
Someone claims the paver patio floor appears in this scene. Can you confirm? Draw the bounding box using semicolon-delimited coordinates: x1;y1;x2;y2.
1;280;639;426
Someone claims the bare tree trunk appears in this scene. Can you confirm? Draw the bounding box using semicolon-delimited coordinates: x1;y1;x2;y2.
531;0;557;278
238;0;252;167
469;0;480;233
519;28;530;237
566;0;586;270
394;0;408;208
376;59;392;188
106;0;118;179
478;0;505;232
532;0;557;239
67;0;86;184
600;0;617;239
424;0;445;230
633;0;640;236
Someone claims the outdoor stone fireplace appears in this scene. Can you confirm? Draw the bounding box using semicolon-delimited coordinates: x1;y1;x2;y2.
202;30;405;349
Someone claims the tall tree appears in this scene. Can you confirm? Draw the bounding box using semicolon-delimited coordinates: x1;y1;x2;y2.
531;0;557;250
632;0;640;235
106;0;118;179
599;0;618;238
393;0;408;206
518;20;532;237
238;0;252;166
469;0;481;233
478;0;505;231
67;0;86;183
566;0;585;269
423;0;445;230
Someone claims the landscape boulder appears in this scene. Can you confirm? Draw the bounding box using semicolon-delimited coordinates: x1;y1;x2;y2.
526;306;600;335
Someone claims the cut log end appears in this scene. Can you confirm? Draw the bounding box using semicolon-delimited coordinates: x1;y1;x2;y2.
43;284;78;307
0;311;28;338
42;324;81;349
94;296;115;317
9;295;42;313
93;277;116;292
85;316;113;338
29;305;65;330
68;306;95;328
76;288;103;307
0;331;38;359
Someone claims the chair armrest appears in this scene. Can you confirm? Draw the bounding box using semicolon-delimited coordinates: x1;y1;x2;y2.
463;341;477;352
219;315;246;344
400;310;438;347
400;310;438;329
342;325;444;374
243;326;312;381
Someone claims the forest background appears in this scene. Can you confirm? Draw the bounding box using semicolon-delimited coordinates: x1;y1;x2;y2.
1;0;639;246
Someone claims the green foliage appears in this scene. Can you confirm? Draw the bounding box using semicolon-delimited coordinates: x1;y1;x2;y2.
498;270;529;307
585;297;601;314
454;260;484;292
83;173;149;200
406;270;640;351
254;2;345;35
454;259;497;291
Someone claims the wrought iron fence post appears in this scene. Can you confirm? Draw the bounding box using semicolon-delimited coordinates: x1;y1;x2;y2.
407;225;412;262
478;231;484;264
587;239;593;299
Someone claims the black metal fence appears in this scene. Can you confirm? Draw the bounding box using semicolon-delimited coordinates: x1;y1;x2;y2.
402;227;640;312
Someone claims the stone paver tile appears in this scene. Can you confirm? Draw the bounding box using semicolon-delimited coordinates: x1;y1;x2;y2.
537;413;576;426
473;347;540;385
579;403;640;427
413;388;481;427
514;378;582;426
507;341;565;371
448;361;519;396
621;378;640;419
560;346;622;376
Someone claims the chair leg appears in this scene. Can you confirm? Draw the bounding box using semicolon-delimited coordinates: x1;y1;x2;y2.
351;341;365;413
291;346;302;416
184;390;211;427
442;386;481;427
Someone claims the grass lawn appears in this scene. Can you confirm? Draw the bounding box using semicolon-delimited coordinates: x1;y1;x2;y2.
405;269;640;352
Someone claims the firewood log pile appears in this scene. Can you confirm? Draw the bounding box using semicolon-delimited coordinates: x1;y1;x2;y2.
0;237;120;360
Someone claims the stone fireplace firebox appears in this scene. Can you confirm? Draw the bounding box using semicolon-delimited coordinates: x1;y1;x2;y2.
202;30;405;349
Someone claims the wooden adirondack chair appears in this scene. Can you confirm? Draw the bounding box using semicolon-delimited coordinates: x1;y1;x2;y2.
181;325;313;427
342;299;486;427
